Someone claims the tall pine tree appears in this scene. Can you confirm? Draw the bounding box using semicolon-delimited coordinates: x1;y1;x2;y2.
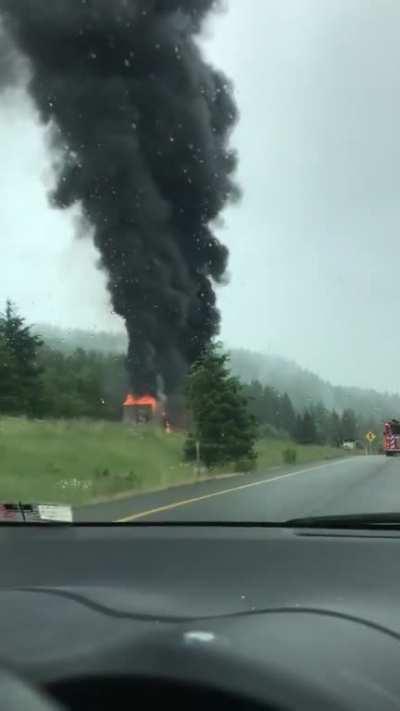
295;409;318;444
279;392;297;436
0;301;43;416
341;408;358;441
185;345;257;468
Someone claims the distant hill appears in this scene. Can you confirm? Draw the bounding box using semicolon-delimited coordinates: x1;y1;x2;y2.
34;324;128;354
34;325;400;421
229;348;400;421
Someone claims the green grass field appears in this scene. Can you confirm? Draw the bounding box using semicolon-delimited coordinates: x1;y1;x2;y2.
256;438;347;469
0;417;349;505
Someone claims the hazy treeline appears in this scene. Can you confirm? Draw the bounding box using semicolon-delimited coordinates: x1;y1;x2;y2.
33;324;128;356
38;347;128;420
36;327;399;424
0;310;388;442
230;349;400;425
0;304;127;419
242;381;379;446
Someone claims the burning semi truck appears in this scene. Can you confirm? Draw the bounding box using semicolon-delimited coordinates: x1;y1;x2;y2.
383;420;400;456
122;394;158;424
122;393;171;431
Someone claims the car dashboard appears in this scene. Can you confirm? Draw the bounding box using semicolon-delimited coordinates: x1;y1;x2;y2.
1;524;400;710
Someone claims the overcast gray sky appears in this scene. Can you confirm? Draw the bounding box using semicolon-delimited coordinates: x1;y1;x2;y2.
1;0;400;392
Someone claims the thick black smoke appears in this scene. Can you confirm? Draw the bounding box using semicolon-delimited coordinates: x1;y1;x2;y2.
0;0;239;395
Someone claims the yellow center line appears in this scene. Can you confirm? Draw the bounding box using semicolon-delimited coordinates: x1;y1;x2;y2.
116;458;346;522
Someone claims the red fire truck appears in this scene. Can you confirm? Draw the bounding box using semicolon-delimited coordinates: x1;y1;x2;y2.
383;420;400;455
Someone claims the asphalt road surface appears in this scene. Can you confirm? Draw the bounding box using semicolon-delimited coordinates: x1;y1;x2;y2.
75;455;400;523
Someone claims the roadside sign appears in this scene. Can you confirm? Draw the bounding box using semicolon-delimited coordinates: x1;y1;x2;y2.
0;503;73;523
38;504;73;522
366;431;376;443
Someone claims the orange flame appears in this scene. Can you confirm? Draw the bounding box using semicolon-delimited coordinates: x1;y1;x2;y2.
123;393;157;410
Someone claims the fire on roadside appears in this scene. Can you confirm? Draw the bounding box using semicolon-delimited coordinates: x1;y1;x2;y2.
123;393;157;410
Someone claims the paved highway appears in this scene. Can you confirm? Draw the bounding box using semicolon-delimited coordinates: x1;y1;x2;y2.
76;454;400;523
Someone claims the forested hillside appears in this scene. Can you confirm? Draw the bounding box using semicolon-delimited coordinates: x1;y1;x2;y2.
33;324;127;355
0;308;386;446
229;349;400;422
34;326;400;422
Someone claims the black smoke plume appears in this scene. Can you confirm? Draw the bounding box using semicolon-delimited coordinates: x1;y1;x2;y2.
0;0;239;395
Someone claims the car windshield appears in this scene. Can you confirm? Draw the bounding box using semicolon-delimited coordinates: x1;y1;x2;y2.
0;0;398;525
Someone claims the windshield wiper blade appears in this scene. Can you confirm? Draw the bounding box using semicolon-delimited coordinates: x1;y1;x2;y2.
285;512;400;529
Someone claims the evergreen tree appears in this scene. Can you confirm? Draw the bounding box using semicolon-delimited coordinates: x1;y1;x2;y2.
244;380;266;425
295;409;318;444
263;385;280;426
341;408;358;441
310;402;330;444
328;410;342;446
242;381;297;437
279;392;297;436
38;346;127;419
185;345;257;468
0;331;19;413
0;301;43;416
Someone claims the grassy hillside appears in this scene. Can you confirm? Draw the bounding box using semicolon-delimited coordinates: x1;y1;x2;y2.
0;418;192;504
0;417;348;506
256;438;346;469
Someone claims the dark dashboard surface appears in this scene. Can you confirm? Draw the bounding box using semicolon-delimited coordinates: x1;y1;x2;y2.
2;524;400;711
